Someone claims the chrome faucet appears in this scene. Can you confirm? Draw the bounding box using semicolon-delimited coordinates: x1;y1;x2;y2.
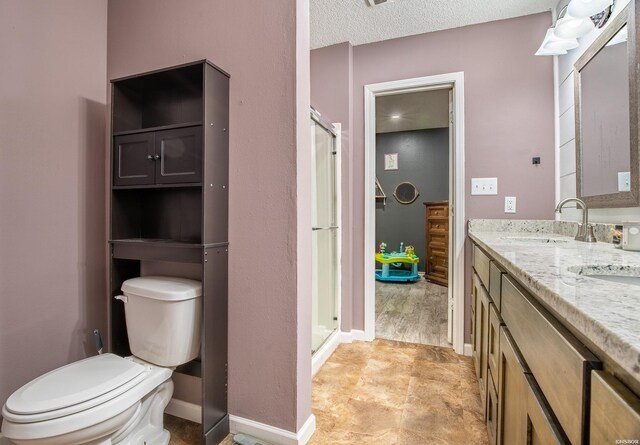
554;198;597;242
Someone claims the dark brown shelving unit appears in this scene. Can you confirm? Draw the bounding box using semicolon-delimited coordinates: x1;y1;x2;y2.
109;60;230;444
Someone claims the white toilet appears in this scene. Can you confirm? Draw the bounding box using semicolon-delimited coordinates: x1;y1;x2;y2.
1;276;202;445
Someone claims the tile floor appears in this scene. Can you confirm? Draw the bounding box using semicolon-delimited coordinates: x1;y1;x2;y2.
376;279;451;347
308;339;488;445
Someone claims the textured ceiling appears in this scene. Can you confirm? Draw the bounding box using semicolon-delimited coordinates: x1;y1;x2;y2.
311;0;558;49
376;89;450;133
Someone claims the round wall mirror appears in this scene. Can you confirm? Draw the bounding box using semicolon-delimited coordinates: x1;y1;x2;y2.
393;182;420;204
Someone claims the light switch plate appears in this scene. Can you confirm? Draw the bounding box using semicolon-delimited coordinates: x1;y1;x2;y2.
505;196;516;213
471;177;498;195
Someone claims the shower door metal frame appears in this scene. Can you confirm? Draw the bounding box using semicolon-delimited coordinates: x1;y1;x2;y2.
311;110;342;355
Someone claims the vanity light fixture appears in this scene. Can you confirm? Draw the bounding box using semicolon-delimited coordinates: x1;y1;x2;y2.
535;28;576;56
554;7;595;39
535;0;615;56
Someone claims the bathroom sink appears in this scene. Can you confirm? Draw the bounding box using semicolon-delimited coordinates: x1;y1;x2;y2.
500;236;569;244
566;265;640;286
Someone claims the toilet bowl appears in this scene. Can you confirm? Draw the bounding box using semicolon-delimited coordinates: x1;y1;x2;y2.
1;276;202;445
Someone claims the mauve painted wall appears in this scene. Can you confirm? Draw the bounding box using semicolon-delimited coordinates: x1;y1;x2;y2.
310;42;354;332
347;13;556;334
0;0;108;416
107;0;311;432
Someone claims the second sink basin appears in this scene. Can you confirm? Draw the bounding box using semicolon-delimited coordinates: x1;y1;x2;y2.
500;236;569;244
566;265;640;286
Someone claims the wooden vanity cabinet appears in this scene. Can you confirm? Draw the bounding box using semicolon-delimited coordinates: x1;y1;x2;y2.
471;240;603;445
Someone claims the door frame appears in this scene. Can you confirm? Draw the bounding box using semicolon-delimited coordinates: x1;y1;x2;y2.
363;72;466;355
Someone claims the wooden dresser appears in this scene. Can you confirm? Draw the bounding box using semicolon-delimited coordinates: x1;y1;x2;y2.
423;201;449;287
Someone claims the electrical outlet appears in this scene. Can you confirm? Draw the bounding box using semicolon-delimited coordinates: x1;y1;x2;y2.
471;178;498;195
505;196;516;213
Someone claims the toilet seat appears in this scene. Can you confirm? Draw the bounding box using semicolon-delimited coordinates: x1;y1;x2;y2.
3;354;146;422
2;354;172;442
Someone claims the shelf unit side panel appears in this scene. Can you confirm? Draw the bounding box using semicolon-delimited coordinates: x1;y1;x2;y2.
202;246;229;431
203;66;230;244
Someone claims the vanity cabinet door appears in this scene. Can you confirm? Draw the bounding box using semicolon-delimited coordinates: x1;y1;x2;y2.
525;374;569;445
113;133;156;186
497;326;528;445
472;272;490;416
488;303;503;381
487;370;499;445
590;370;640;444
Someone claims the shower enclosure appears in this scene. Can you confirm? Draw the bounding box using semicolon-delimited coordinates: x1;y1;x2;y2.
311;110;340;354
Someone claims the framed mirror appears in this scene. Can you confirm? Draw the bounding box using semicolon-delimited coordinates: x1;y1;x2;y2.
393;182;420;204
575;3;639;207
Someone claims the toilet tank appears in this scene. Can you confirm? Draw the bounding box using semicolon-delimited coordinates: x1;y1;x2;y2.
120;276;202;367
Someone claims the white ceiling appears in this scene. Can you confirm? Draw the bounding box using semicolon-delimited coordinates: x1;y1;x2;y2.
310;0;558;49
376;89;450;133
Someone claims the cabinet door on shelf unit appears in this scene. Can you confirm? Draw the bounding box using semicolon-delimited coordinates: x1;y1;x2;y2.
113;133;155;186
155;126;202;185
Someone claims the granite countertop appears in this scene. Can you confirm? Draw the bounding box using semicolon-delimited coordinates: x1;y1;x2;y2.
468;219;640;384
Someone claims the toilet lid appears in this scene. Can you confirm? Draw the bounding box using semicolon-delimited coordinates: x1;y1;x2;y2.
5;354;146;415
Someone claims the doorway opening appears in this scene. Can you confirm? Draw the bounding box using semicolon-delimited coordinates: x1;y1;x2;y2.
374;88;451;347
364;73;466;355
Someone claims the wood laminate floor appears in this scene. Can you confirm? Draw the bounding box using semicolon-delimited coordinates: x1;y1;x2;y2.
309;339;488;445
376;279;451;347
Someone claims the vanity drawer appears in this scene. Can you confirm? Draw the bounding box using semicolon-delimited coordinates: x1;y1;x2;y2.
473;245;491;288
489;262;506;310
590;370;640;444
501;275;600;445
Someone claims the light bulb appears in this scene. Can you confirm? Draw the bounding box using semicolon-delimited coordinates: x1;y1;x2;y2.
568;0;614;18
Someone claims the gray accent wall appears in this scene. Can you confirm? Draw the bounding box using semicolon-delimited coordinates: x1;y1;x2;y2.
375;128;449;272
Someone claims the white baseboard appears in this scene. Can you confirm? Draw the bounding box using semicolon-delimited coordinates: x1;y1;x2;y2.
351;329;367;341
463;343;473;357
312;330;341;376
339;329;367;343
230;413;316;445
165;398;201;424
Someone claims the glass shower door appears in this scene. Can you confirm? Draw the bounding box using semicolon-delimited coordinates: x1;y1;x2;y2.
312;117;339;354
